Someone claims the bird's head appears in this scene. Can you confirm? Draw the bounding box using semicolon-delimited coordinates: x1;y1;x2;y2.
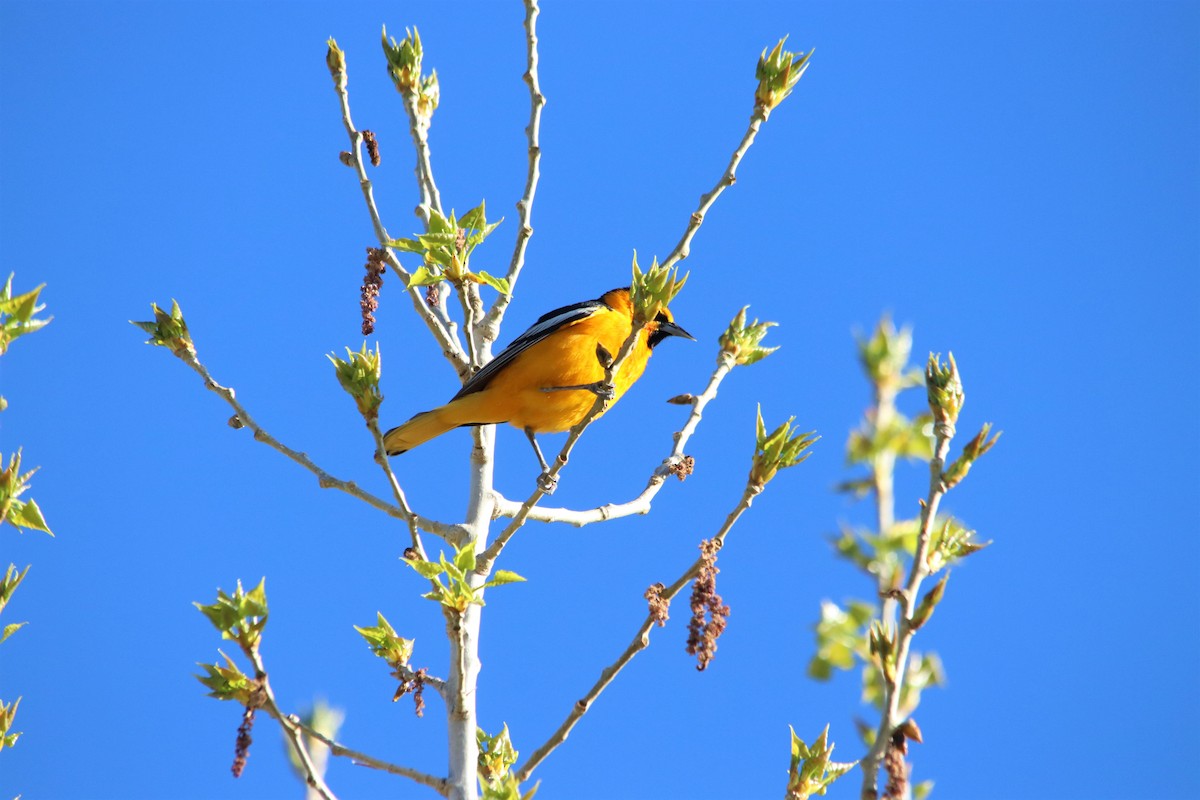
602;287;695;348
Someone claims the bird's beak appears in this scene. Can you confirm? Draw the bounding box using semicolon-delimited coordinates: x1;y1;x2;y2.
658;320;695;341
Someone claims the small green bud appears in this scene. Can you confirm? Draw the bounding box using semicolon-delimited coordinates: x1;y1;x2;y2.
719;306;779;366
415;70;440;121
942;423;1001;488
195;651;259;703
925;352;964;429
868;621;896;682
0;696;21;751
477;723;520;786
0;451;51;536
132;300;194;359
755;37;813;112
909;572;949;631
857;315;919;392
355;612;415;668
383;25;424;94
325;38;346;85
0;564;30;616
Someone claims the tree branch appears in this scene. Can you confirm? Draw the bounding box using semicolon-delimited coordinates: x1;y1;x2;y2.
175;351;464;542
245;651;339;800
287;714;451;796
514;481;761;782
860;425;954;798
366;419;433;556
328;46;468;374
490;353;735;526
660;105;769;271
481;0;545;345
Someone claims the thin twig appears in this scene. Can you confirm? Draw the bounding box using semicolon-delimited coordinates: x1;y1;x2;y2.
490;354;735;526
366;419;433;556
246;651;339;800
400;92;444;223
286;714;451;796
513;482;761;782
481;0;545;345
860;426;954;798
329;48;467;373
660;105;769;271
176;351;464;542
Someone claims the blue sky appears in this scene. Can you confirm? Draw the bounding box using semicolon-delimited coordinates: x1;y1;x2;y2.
2;2;1197;799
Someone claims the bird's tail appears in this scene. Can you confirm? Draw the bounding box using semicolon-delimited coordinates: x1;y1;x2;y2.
383;409;457;455
383;395;502;455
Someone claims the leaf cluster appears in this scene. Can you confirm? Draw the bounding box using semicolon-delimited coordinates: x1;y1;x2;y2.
629;252;687;324
0;450;52;535
856;317;922;395
194;578;269;652
354;612;414;669
755;37;813;112
196;650;259;704
389;204;508;294
749;405;818;487
0;274;52;356
718;306;778;366
0;697;21;751
329;343;384;421
404;544;525;614
785;724;856;799
382;25;439;118
809;600;874;680
925;352;963;427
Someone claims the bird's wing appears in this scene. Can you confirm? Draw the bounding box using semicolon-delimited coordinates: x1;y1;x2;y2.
452;297;606;399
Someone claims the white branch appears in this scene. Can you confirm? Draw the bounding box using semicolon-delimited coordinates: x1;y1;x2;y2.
491;354;735;526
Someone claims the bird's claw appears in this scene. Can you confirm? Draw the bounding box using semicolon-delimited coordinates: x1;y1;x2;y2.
537;471;558;495
587;381;616;401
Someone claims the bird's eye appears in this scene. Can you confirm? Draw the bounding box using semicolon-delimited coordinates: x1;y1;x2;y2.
655;312;670;323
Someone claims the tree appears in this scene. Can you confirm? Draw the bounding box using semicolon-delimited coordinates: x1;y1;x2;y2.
132;8;996;800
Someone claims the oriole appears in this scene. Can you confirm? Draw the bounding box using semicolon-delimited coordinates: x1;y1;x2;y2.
383;287;693;473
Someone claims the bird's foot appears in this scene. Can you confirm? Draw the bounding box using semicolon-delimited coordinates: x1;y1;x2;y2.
541;381;615;400
537;471;558;495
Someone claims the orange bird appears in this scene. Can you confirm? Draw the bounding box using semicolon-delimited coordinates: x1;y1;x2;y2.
383;287;693;476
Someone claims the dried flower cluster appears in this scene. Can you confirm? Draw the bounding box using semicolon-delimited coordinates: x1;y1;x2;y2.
232;704;256;778
361;247;388;335
668;455;695;481
644;582;670;627
392;666;428;718
362;129;381;166
685;538;730;671
881;720;922;800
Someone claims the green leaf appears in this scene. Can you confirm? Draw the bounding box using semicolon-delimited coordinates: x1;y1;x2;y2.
0;622;26;645
472;271;511;295
387;237;426;253
406;559;446;580
440;550;464;583
454;543;477;575
405;266;440;288
459;202;487;232
485;570;527;588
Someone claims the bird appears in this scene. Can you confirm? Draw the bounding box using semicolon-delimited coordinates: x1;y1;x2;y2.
383;287;693;487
